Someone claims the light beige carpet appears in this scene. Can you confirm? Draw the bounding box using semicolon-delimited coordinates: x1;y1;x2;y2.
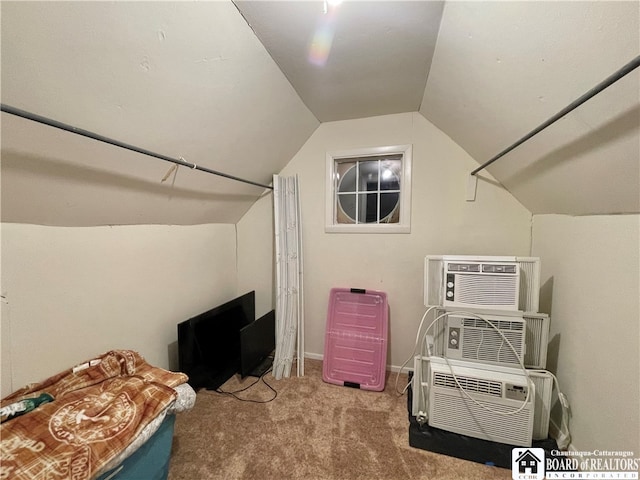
168;359;512;480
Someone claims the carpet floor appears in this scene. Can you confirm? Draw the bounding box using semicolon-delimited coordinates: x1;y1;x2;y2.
168;359;513;480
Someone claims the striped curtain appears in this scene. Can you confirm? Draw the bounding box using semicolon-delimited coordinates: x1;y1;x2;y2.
272;175;305;379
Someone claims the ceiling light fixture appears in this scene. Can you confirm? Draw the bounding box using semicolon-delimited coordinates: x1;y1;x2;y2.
323;0;342;14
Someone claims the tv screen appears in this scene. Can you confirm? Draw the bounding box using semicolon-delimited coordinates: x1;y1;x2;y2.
240;310;275;378
178;291;255;390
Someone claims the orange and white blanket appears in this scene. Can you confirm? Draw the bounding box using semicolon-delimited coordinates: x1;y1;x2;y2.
0;350;188;480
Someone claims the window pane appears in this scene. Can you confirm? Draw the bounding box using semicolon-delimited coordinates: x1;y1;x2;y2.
380;159;401;190
337;193;357;223
359;161;379;192
337;162;357;193
380;192;400;223
358;193;378;223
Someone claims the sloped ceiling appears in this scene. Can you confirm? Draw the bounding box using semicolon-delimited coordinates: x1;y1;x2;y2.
1;1;639;227
1;1;319;226
235;0;444;122
421;1;640;216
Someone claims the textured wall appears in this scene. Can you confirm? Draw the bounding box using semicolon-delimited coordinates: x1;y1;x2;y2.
532;214;640;453
0;223;238;395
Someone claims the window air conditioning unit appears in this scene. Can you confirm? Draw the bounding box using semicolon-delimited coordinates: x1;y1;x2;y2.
428;309;550;369
427;311;526;367
427;356;534;446
424;255;541;312
411;356;553;443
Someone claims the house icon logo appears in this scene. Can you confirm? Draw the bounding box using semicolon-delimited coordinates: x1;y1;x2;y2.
512;448;545;480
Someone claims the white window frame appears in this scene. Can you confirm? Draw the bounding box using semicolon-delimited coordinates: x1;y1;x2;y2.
325;144;412;233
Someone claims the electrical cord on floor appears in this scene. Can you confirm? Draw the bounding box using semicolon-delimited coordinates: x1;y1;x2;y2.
214;367;278;404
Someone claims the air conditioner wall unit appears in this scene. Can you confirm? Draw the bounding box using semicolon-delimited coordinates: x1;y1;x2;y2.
424;255;541;312
427;356;534;447
427;311;526;367
412;356;553;446
428;309;550;369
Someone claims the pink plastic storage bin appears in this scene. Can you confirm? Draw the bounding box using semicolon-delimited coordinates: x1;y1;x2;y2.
322;288;389;391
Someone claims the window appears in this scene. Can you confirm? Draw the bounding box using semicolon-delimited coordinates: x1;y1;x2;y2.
325;144;412;233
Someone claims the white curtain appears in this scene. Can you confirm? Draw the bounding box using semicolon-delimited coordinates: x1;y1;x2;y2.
272;175;305;379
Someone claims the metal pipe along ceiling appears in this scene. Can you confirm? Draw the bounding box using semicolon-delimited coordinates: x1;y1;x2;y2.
0;104;274;191
471;54;640;176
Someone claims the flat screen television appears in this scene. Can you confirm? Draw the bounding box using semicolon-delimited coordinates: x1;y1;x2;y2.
240;309;275;378
177;291;255;390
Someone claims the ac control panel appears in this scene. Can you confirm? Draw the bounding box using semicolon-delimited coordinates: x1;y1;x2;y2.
448;326;460;349
505;383;529;401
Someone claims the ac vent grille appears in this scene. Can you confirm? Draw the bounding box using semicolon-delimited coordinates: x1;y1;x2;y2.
433;372;502;397
455;276;518;305
430;394;533;446
523;314;549;369
461;330;523;364
461;318;524;331
518;259;541;312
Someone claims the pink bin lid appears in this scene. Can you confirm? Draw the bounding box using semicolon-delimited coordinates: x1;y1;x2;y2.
322;288;389;391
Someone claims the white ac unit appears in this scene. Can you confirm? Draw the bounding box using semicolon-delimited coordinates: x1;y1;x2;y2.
424;255;541;312
428;309;550;369
411;356;553;443
427;356;535;446
428;311;525;367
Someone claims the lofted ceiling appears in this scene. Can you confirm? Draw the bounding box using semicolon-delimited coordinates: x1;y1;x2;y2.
234;0;444;122
1;1;638;227
420;1;640;216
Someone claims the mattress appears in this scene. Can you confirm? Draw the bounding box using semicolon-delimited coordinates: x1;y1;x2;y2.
95;415;176;480
0;350;195;480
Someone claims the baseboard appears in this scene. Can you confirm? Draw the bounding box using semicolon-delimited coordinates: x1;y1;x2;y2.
303;352;411;374
304;352;323;362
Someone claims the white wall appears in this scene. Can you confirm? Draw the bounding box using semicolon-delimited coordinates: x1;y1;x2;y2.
236;192;275;319
0;223;237;396
532;214;639;453
238;112;533;368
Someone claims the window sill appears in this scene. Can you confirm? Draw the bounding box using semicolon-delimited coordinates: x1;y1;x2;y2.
325;224;411;234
